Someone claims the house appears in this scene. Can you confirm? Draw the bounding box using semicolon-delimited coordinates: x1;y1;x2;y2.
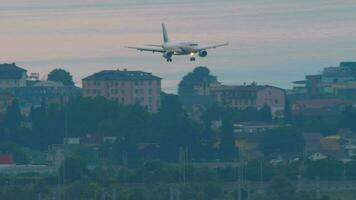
82;69;162;113
308;152;327;161
269;156;284;166
0;63;27;90
64;137;80;145
210;84;285;117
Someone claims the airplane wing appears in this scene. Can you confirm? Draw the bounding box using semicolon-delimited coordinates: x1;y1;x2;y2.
196;43;229;51
125;46;165;53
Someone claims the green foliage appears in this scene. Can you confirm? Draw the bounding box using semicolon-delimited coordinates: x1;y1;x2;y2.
156;94;201;162
13;148;29;165
4;98;21;131
219;119;238;161
178;66;217;96
260;126;305;156
294;113;339;135
65;180;100;199
339;105;356;132
284;97;293;124
251;191;268;200
305;158;343;180
260;104;272;122
59;156;88;183
47;68;74;86
203;105;274;125
266;176;298;200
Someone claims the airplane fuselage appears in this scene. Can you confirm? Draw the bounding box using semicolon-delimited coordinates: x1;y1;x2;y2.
163;41;199;55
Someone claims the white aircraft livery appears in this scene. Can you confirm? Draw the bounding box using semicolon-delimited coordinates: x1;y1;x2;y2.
126;24;228;62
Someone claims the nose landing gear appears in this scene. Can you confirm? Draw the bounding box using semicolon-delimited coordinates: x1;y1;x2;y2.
166;58;173;62
190;57;196;61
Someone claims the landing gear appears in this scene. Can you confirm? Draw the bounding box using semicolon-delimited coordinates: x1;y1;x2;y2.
190;57;196;61
166;58;173;62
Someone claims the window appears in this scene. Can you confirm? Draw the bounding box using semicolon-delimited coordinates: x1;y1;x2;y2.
274;99;279;104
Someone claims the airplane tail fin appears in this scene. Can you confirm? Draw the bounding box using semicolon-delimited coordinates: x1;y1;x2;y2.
162;24;170;43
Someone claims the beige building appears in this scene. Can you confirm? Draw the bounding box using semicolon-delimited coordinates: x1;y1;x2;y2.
82;69;161;113
0;63;27;90
210;85;285;116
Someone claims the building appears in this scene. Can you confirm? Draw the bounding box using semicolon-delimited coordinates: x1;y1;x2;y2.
325;81;356;99
82;69;161;113
8;80;81;116
210;84;285;116
292;98;347;116
0;63;27;90
292;61;356;98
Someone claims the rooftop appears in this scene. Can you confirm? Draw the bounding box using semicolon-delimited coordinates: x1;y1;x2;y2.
83;69;161;81
0;63;26;80
211;85;284;92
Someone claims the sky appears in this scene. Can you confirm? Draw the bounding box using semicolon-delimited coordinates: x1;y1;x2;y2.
0;0;356;92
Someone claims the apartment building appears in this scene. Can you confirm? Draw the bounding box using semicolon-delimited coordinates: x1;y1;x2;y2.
210;84;285;116
82;69;161;113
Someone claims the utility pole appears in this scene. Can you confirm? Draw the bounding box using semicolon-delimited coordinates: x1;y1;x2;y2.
38;192;42;200
179;147;188;185
62;108;69;200
316;177;321;200
170;184;180;200
112;188;117;200
259;157;264;189
237;164;242;200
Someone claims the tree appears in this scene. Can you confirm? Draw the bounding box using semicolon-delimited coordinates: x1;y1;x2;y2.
178;66;217;96
259;104;272;122
260;126;305;156
59;156;88;183
339;106;356;132
219;119;238;161
47;68;74;86
155;94;200;162
4;98;21;131
305;158;343;180
266;176;298;200
284;97;293;124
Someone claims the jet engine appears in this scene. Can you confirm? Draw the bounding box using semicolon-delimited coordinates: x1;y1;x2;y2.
198;50;208;57
163;52;173;59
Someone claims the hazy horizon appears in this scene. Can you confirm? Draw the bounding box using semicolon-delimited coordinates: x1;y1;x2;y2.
1;0;356;92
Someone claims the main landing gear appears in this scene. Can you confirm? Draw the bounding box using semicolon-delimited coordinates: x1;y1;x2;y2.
166;58;173;62
190;57;196;61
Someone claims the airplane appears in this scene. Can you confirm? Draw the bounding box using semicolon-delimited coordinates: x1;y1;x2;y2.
126;24;228;62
